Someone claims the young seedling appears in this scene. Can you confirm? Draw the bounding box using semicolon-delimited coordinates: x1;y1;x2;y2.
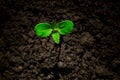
34;20;74;44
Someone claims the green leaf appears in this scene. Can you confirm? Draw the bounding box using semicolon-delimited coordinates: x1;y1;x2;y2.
52;32;60;44
58;20;74;35
34;23;52;37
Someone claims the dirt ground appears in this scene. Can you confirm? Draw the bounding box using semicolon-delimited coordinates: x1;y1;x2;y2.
0;0;120;80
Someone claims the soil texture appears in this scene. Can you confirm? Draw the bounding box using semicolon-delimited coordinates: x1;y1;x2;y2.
0;0;120;80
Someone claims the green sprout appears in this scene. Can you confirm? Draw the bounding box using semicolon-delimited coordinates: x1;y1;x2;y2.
34;20;74;44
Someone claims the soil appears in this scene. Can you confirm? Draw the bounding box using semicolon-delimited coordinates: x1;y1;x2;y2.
0;0;120;80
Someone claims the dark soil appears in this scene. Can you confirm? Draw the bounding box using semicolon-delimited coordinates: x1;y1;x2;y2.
0;0;120;80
